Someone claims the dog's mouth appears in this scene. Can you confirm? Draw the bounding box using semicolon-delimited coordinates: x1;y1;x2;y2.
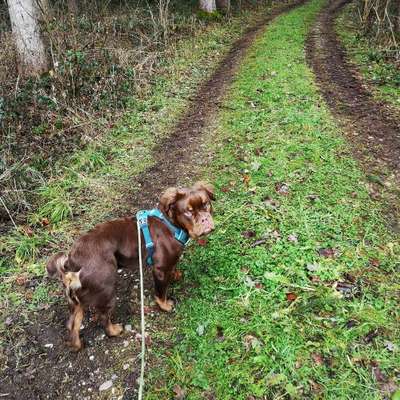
189;226;215;240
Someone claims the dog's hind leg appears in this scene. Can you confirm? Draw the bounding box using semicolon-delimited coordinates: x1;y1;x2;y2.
98;303;123;337
67;303;84;351
66;303;77;332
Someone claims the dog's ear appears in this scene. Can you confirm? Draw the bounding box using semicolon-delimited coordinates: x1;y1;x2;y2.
159;187;185;217
193;181;215;201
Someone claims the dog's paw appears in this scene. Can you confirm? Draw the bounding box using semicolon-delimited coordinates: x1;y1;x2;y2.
106;323;123;337
155;297;174;312
67;338;83;352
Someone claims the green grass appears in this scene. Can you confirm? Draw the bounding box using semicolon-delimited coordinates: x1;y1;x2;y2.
336;3;400;109
146;1;400;398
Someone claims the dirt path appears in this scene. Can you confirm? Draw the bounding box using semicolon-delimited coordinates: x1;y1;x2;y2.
306;0;400;211
1;2;306;399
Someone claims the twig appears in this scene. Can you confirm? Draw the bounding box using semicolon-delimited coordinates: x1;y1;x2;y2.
0;196;18;229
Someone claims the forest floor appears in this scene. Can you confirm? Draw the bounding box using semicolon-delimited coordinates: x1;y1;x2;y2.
1;0;399;399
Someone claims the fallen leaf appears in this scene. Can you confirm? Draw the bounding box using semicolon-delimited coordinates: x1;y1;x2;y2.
135;332;152;345
242;230;256;238
15;275;27;286
197;238;207;246
243;334;262;352
263;197;279;209
22;226;34;236
318;248;337;258
173;384;186;400
370;258;380;267
334;281;357;298
307;194;319;202
25;291;33;301
275;182;289;195
216;326;225;342
345;320;358;329
311;353;324;365
286;292;298;302
287;233;298;243
371;361;386;382
243;175;251;187
365;329;379;344
41;218;50;226
271;230;281;240
309;380;323;394
381;380;398;396
255;282;264;289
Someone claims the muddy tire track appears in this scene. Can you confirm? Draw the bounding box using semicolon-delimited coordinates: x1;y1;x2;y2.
1;2;307;399
133;0;307;209
306;0;400;184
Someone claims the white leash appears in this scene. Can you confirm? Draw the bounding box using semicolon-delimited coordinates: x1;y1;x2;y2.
136;220;146;400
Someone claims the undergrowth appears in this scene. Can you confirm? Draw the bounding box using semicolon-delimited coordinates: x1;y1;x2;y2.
336;3;400;108
146;0;400;398
0;0;266;219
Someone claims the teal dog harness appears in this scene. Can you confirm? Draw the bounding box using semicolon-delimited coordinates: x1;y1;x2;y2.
136;209;190;266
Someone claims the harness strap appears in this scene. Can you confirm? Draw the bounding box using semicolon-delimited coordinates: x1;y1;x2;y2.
136;209;190;266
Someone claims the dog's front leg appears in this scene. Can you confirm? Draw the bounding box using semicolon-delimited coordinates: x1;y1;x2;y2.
153;265;174;312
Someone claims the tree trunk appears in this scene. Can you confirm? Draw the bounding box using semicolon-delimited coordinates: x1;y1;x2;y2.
199;0;216;13
7;0;48;77
216;0;230;12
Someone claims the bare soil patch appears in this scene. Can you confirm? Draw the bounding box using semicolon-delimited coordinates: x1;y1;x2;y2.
0;2;305;399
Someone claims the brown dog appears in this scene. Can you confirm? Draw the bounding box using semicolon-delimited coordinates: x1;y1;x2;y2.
46;182;215;351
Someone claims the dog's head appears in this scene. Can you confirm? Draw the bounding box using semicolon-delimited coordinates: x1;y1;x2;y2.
159;181;215;239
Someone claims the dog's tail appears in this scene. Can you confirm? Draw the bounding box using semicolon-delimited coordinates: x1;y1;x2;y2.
47;252;82;303
47;252;69;279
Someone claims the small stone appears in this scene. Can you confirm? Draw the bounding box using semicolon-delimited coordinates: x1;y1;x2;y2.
123;340;129;347
124;324;133;332
111;374;117;381
89;355;94;361
99;380;113;392
384;341;397;352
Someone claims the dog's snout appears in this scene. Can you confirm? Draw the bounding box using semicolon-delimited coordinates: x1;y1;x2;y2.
204;226;214;235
